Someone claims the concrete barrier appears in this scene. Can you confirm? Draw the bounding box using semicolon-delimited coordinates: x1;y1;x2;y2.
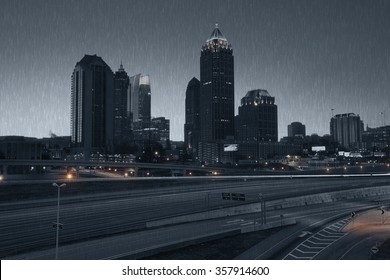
146;185;390;228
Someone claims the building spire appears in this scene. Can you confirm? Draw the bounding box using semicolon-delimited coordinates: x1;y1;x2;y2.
207;23;227;42
119;60;124;71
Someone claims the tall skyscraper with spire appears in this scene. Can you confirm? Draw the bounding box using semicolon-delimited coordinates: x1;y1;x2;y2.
113;63;131;151
199;24;234;162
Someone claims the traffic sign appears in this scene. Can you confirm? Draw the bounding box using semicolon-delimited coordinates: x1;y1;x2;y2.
371;246;379;254
381;209;385;215
222;192;245;201
351;212;356;218
232;193;245;201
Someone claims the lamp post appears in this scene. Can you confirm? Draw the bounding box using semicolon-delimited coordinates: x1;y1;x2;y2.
52;182;66;260
258;193;266;225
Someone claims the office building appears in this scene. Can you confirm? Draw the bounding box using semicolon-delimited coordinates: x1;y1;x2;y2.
200;24;234;142
363;125;390;151
0;136;44;175
70;54;114;157
113;63;131;149
235;89;278;142
184;77;200;154
288;122;306;138
199;24;234;162
129;74;151;123
330;113;364;150
133;117;170;147
151;117;170;147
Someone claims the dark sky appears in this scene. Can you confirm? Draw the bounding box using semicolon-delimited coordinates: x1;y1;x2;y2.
1;0;389;140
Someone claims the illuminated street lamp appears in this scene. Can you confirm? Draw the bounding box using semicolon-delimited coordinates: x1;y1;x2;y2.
52;182;66;260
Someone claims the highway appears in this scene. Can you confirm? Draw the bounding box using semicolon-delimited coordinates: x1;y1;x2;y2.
242;206;390;260
1;176;390;259
6;200;382;260
315;209;390;260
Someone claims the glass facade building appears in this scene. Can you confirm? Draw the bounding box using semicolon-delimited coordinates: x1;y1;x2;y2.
70;54;114;156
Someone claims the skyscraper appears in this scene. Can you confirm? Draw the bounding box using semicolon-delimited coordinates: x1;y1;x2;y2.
199;24;234;162
113;63;131;150
70;54;114;157
129;74;151;123
200;24;234;142
184;77;200;154
235;89;278;142
330;113;364;149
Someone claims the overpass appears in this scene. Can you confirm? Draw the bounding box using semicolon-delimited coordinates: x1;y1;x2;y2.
0;159;224;177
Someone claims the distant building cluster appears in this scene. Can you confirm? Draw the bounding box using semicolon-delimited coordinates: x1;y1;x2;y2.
1;24;390;170
183;25;388;164
70;55;169;159
185;25;295;163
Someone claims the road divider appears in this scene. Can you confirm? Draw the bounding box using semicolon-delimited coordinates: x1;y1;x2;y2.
146;185;390;228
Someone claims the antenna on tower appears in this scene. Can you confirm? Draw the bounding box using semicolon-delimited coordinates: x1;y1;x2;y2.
380;111;385;127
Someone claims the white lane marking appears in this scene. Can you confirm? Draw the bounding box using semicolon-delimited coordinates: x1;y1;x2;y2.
254;207;374;260
301;243;325;250
240;222;253;226
339;236;370;260
283;218;349;260
304;240;329;246
311;236;337;242
225;219;244;224
329;225;340;230
286;253;311;260
323;228;340;235
316;232;342;239
296;247;321;254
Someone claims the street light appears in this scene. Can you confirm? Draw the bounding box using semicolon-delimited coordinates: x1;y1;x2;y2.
52;182;66;260
258;193;266;225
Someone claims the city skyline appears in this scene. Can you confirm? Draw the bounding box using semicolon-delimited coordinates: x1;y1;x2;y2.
1;0;390;141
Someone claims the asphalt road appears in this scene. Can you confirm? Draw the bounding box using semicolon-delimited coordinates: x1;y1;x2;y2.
264;207;390;260
6;200;379;260
1;176;390;259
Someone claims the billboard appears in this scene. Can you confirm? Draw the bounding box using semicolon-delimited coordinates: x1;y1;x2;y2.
224;144;238;152
312;146;326;152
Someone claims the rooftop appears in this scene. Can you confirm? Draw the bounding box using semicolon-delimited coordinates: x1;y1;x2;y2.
207;23;227;42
